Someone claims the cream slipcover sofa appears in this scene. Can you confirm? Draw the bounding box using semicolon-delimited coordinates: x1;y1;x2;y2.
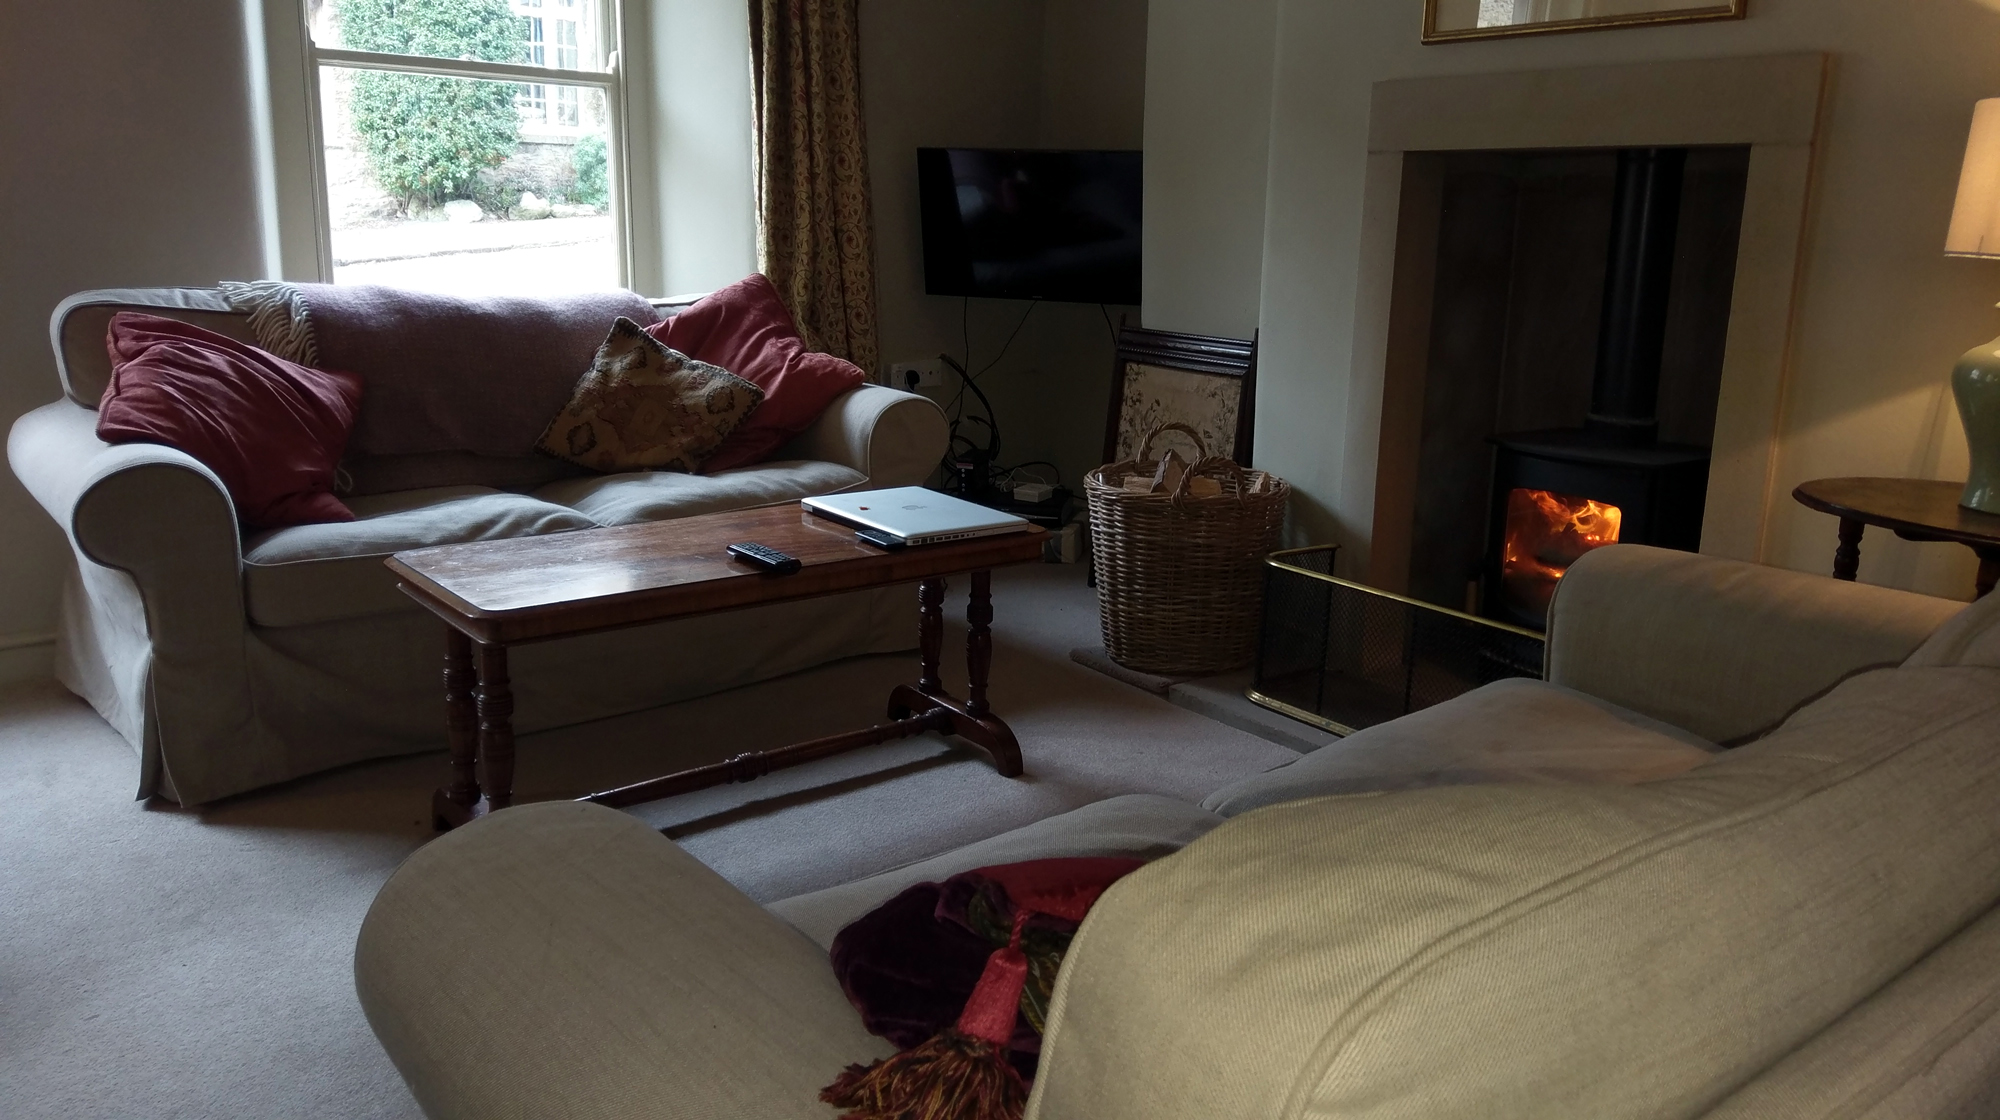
354;544;2000;1119
6;287;948;806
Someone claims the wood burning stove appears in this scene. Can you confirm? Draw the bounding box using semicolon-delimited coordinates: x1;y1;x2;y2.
1483;148;1713;628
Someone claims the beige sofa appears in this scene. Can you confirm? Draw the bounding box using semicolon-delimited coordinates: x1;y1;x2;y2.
351;544;2000;1119
6;287;948;805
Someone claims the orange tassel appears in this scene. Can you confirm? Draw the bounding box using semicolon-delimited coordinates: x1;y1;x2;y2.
819;1028;1029;1120
822;912;1035;1120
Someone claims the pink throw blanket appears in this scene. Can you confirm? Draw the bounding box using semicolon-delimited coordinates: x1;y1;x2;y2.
289;284;659;459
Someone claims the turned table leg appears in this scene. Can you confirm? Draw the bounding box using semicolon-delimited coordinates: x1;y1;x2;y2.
476;642;517;813
1832;517;1864;582
948;568;1021;776
892;577;949;720
1976;548;1999;600
918;576;946;695
966;570;993;718
432;628;482;829
882;570;1023;778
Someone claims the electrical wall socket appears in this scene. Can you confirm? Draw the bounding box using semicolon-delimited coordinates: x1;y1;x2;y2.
888;357;944;390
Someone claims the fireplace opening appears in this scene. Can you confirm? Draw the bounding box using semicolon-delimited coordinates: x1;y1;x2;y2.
1499;488;1623;622
1373;143;1747;630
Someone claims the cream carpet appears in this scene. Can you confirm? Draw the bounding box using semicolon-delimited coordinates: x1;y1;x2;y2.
0;565;1298;1119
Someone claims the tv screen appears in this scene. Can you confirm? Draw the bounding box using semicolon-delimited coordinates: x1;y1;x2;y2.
918;148;1142;305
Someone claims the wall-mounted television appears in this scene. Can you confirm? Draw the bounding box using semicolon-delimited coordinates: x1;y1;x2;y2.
918;147;1142;305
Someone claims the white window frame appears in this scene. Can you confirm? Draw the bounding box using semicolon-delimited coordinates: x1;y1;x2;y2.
295;0;634;288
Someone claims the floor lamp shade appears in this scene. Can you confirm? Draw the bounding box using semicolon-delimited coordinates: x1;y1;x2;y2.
1949;98;2000;514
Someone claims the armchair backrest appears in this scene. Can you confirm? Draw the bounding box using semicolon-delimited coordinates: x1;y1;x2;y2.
1545;544;1961;743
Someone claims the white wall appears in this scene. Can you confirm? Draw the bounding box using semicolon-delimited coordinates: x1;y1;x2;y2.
628;0;758;296
0;0;268;680
1140;0;1278;341
862;0;1147;491
1148;0;2000;599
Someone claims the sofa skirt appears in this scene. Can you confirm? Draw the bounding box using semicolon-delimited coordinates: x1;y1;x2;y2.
57;567;916;805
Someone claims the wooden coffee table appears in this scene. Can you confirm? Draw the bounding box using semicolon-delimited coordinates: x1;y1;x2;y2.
387;503;1049;829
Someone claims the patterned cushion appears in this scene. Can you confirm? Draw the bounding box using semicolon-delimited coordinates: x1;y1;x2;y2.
536;317;764;472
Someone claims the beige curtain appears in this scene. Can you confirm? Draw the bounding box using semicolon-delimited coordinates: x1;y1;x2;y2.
748;0;880;375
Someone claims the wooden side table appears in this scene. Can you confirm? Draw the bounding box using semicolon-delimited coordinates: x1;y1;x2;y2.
1792;477;2000;600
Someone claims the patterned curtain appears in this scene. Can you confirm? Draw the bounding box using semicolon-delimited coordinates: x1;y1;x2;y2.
748;0;880;375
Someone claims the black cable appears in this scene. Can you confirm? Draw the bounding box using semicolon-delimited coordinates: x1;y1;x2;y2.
936;298;1037;496
939;353;1000;464
945;298;1036;420
997;459;1061;487
975;299;1040;378
1098;303;1118;345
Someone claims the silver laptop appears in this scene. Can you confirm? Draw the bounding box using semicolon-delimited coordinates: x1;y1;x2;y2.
802;486;1031;545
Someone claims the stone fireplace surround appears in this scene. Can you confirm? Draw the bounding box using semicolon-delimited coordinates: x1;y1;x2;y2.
1353;53;1829;591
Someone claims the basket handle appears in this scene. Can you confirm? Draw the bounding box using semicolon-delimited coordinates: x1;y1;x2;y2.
1138;422;1209;464
1170;455;1251;508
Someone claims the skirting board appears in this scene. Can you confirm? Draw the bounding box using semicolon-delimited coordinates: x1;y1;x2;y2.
0;633;56;686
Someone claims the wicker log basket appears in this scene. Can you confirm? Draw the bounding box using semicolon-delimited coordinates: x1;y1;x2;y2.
1085;423;1290;675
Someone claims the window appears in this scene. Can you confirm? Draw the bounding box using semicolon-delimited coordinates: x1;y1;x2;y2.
303;0;624;297
522;16;546;65
555;19;579;69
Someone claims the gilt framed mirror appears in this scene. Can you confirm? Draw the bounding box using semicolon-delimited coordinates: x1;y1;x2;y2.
1422;0;1745;43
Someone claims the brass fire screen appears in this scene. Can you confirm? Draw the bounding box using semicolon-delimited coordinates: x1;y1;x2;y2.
1249;546;1546;736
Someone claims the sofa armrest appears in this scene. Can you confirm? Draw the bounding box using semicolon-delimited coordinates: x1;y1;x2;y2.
776;383;948;487
1546;545;1965;743
10;398;256;801
354;802;891;1120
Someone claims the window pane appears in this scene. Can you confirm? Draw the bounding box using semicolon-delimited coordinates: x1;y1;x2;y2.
311;0;603;72
320;66;617;297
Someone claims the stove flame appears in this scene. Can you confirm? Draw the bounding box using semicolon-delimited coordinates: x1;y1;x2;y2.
1500;488;1623;618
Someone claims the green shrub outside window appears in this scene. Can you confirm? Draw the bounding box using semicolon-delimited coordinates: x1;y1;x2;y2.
335;0;523;212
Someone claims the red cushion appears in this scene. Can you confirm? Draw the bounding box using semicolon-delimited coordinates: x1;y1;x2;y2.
98;312;364;529
646;274;864;473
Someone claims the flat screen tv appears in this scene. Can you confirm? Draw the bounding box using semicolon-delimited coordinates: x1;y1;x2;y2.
918;148;1142;305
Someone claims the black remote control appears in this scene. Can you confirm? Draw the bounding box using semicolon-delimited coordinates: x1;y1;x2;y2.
726;542;802;574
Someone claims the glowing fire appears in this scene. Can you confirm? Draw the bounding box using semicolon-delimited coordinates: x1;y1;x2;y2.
1500;488;1622;618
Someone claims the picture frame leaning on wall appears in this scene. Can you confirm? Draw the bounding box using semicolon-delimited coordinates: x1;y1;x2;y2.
1422;0;1745;43
1103;325;1258;468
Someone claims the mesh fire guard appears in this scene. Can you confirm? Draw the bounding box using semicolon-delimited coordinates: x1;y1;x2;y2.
1249;546;1547;736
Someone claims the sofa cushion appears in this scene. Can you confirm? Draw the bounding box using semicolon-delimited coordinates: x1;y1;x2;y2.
533;459;866;527
1201;678;1719;817
648;275;867;473
1904;587;2000;669
285;283;661;459
243;486;597;627
100;312;363;529
340;449;590;498
768;795;1222;949
535;317;764;473
1029;665;2000;1120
